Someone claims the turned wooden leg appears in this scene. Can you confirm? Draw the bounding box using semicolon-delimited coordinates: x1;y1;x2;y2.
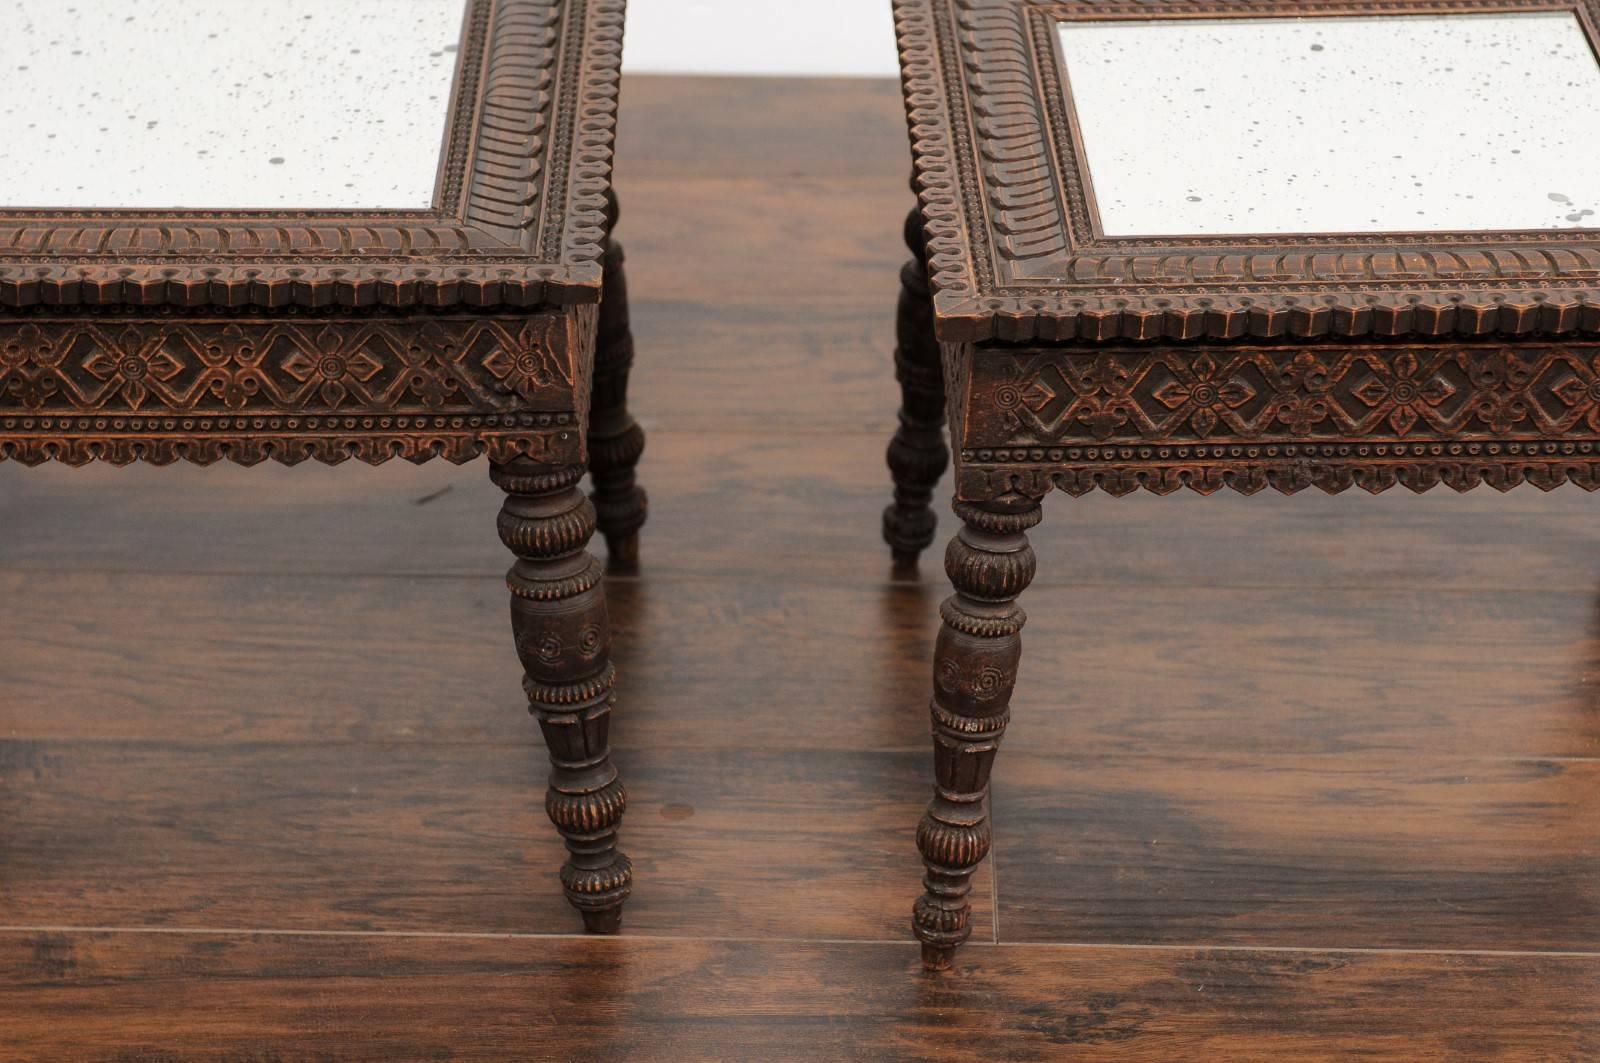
588;194;648;571
914;497;1042;970
883;207;949;567
493;458;632;933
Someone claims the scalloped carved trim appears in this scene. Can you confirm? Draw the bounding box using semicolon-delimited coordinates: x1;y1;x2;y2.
956;455;1600;498
0;0;624;311
557;0;627;276
0;428;571;468
957;1;1071;263
897;0;983;310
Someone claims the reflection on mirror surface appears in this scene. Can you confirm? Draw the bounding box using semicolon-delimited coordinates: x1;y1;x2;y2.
0;0;467;210
1058;13;1600;236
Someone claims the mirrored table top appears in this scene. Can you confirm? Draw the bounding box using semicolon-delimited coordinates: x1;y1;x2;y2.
1058;11;1600;237
0;0;467;210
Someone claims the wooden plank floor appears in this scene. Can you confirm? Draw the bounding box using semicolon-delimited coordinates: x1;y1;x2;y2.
1;75;1597;1061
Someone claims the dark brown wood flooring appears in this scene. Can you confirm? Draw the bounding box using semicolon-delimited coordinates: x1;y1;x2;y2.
0;76;1596;1061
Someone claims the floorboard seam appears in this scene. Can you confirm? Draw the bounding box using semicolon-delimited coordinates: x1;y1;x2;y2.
5;565;1600;599
4;738;1592;766
2;926;1596;958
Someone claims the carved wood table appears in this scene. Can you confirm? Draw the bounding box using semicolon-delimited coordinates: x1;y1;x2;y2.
0;0;644;933
887;0;1600;969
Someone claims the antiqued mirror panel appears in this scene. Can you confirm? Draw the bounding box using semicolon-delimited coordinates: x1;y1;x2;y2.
0;0;467;210
1057;12;1600;236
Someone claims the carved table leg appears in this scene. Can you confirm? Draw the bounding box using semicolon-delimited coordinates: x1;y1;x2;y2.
493;458;632;933
588;193;648;571
883;207;950;567
914;496;1042;970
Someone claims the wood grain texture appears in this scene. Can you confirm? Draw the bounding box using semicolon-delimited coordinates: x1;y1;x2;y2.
0;934;1595;1062
0;739;988;942
5;742;1592;951
0;572;1595;761
615;76;907;181
994;753;1600;951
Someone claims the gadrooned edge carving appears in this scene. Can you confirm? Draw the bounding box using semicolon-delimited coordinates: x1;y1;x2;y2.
959;0;1070;265
898;0;1600;344
0;0;625;312
467;1;560;239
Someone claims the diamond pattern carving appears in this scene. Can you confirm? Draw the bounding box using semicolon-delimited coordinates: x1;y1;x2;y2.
0;317;573;417
979;345;1600;445
0;313;588;467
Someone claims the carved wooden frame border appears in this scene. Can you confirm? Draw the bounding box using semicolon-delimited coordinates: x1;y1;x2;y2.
0;0;625;312
897;0;1600;343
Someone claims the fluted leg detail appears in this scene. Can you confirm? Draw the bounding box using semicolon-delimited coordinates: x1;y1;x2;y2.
588;194;647;571
914;497;1042;970
883;207;949;567
493;458;632;933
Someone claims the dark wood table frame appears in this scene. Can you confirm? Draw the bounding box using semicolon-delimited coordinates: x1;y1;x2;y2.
0;0;644;934
888;0;1600;969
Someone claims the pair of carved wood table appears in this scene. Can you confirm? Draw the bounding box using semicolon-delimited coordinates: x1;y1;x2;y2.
887;0;1600;968
0;0;643;933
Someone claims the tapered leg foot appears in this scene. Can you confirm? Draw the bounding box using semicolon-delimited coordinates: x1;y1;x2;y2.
582;907;624;935
913;498;1042;970
494;459;632;932
883;208;948;567
598;522;641;572
589;201;647;572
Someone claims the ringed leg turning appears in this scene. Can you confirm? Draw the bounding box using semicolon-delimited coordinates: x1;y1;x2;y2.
913;496;1042;969
493;458;632;932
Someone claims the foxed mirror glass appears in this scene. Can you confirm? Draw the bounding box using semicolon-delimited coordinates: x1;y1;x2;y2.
1057;12;1600;236
0;0;467;210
